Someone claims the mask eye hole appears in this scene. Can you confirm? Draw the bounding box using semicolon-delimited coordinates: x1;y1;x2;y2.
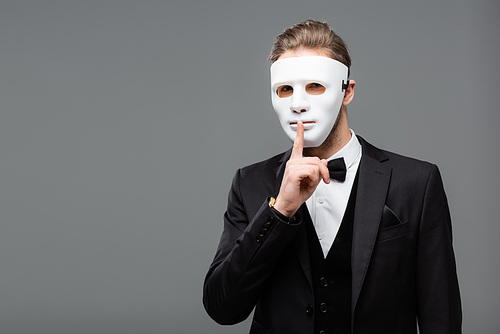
306;82;325;95
276;85;293;98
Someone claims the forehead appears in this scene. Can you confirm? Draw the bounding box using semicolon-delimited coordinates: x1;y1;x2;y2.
270;56;347;86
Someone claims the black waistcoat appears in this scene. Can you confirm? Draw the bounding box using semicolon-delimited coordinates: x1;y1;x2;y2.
304;174;359;334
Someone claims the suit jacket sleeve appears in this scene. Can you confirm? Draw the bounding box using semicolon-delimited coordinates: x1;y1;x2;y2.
203;168;301;325
416;164;462;333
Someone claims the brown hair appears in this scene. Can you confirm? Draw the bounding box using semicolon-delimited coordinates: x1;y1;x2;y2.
268;19;351;77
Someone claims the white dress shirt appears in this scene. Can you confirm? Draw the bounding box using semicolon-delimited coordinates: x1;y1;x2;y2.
305;129;362;258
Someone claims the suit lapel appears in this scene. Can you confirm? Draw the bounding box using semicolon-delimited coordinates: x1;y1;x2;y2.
351;136;392;319
273;149;314;289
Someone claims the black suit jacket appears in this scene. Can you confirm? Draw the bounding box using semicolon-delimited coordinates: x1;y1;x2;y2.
203;136;461;333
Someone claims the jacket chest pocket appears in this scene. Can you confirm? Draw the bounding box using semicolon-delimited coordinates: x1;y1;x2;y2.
377;221;409;242
377;205;409;242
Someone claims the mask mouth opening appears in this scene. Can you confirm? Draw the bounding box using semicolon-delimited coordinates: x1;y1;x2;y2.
289;121;316;131
289;121;316;125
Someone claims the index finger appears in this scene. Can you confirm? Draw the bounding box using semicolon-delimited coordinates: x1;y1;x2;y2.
291;121;304;160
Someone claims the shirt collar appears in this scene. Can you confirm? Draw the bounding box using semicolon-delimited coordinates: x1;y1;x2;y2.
327;129;362;170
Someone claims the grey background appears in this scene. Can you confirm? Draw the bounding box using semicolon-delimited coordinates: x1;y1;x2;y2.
0;0;498;333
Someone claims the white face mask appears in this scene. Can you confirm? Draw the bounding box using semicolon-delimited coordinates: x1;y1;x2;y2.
270;56;348;147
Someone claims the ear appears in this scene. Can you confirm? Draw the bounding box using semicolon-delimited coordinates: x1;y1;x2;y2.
342;79;356;106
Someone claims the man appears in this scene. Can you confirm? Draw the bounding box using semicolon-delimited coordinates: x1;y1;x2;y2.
203;19;461;333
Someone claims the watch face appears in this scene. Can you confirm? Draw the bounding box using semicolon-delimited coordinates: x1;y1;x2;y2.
271;56;348;147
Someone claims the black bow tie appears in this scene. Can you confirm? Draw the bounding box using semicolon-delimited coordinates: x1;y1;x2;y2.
327;157;347;182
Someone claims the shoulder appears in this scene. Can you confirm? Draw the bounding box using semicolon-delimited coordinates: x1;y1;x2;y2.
238;150;289;179
358;135;435;169
227;150;289;210
383;149;435;173
357;135;439;184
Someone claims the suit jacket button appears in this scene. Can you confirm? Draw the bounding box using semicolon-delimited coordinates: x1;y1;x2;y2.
319;331;326;334
305;305;313;315
320;303;328;313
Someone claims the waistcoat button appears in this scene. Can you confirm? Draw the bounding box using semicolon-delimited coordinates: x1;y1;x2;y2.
305;305;313;315
320;277;328;287
320;302;328;313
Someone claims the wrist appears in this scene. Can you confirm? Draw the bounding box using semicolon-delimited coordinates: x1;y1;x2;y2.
271;196;296;218
269;197;297;223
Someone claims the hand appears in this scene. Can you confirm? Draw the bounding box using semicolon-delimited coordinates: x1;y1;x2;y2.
273;121;330;217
